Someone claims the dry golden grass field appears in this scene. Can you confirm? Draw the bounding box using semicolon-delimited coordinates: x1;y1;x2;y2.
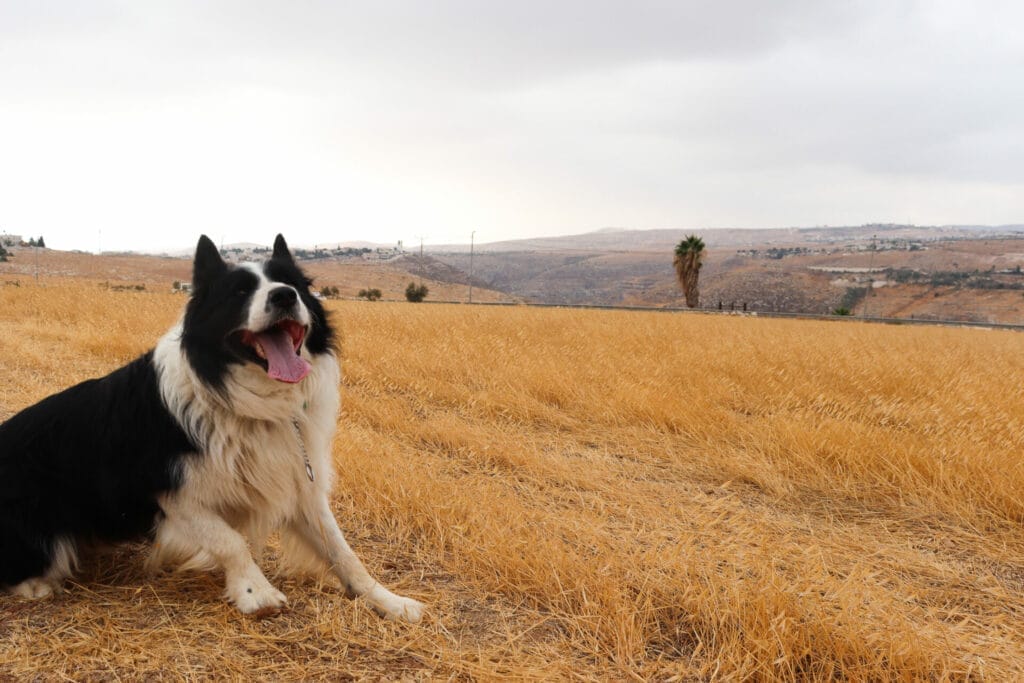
1;278;1024;680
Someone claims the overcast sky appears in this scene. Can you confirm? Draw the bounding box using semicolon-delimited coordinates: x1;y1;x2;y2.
2;1;1023;252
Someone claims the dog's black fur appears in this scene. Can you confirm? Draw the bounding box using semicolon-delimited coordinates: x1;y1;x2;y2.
0;352;193;587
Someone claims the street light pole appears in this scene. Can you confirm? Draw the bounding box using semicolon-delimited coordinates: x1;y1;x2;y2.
468;230;475;304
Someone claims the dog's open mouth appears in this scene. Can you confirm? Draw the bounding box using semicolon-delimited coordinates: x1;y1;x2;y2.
237;319;311;383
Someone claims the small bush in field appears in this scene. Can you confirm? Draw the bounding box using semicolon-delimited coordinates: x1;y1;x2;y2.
405;282;428;303
358;288;382;301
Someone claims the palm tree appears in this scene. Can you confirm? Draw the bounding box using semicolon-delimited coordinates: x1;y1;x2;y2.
673;235;705;308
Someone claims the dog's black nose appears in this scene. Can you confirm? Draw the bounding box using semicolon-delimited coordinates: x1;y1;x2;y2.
268;286;298;309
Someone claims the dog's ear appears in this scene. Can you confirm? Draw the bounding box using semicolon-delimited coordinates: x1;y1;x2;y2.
272;234;294;262
193;235;227;289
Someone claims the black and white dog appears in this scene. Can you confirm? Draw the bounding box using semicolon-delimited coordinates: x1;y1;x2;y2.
0;235;423;622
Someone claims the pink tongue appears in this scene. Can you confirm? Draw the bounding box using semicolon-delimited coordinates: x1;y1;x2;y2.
255;328;311;383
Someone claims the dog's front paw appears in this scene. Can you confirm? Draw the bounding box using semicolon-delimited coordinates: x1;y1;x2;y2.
227;576;288;616
367;585;424;623
9;578;59;599
385;595;425;623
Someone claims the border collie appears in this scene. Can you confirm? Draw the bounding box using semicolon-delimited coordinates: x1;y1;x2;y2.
0;235;423;622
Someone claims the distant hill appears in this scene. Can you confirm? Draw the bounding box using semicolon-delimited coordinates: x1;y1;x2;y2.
0;247;514;304
22;224;1023;323
158;240;399;257
420;226;1024;323
431;224;1024;253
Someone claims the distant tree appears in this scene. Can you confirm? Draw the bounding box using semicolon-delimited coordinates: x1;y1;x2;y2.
405;282;429;303
357;288;382;301
27;237;36;247
37;236;45;248
673;235;705;308
0;244;6;262
318;285;340;299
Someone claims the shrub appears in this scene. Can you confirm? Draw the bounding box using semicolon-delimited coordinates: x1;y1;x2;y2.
839;287;868;312
832;307;852;316
405;282;429;303
929;271;971;287
358;288;382;301
319;285;340;299
885;268;924;284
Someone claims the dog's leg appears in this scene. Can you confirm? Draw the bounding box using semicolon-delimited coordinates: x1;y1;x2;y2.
9;577;57;599
5;536;77;599
159;500;287;615
289;497;424;623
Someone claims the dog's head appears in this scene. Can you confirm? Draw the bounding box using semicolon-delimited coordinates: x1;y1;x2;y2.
181;234;334;390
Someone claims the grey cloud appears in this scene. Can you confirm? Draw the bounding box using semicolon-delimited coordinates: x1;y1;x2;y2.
2;1;871;98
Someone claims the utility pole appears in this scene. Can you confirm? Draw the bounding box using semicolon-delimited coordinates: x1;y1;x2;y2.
468;230;476;304
415;235;426;285
864;234;877;318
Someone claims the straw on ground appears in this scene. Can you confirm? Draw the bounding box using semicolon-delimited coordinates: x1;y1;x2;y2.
1;280;1023;680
